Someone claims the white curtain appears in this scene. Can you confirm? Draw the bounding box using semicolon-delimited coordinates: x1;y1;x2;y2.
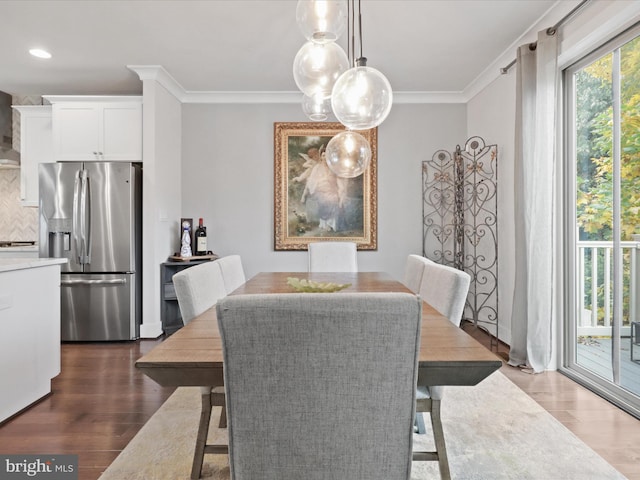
509;29;558;373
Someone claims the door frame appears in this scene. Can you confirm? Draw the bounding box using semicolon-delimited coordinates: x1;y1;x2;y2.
561;24;640;420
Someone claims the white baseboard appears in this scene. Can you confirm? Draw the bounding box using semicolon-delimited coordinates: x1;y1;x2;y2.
140;321;163;339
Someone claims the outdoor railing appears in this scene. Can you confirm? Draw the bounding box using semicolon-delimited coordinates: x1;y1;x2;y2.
577;240;640;337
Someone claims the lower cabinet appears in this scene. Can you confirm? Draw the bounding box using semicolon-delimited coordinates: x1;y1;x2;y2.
0;262;63;422
161;260;212;335
0;249;39;259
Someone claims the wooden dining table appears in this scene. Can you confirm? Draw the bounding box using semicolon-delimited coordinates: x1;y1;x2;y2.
136;272;502;389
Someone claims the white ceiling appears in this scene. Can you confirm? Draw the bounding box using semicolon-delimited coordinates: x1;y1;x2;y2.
0;0;564;97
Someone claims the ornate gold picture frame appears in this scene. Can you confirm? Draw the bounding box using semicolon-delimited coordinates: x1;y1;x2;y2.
274;122;377;250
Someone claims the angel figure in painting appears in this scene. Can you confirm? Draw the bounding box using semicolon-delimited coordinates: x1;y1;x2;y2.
293;145;348;232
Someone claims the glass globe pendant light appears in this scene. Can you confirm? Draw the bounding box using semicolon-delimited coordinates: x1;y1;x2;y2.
296;0;347;44
293;41;349;100
325;130;371;178
302;93;331;121
322;0;391;177
331;57;393;130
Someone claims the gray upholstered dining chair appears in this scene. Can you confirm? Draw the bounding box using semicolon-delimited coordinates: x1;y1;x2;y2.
307;241;358;272
403;254;427;294
216;254;246;294
216;292;422;480
414;258;471;480
419;258;470;329
173;260;227;324
172;261;229;480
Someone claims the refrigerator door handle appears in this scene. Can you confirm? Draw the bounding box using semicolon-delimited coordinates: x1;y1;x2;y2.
72;170;83;264
61;278;127;286
83;169;92;263
76;169;91;264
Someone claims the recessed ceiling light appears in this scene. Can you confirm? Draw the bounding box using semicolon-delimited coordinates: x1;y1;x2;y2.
29;48;52;59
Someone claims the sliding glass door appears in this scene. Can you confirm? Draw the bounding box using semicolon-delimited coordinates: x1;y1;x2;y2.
564;26;640;418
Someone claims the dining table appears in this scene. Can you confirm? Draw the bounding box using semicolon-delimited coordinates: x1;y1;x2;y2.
136;271;503;389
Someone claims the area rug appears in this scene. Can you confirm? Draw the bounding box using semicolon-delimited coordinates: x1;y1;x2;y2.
99;371;626;479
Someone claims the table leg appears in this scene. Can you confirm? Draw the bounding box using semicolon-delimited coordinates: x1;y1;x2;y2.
191;390;213;480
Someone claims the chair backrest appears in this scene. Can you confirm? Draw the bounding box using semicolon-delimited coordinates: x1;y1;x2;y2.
308;241;358;272
403;254;427;294
172;261;227;324
216;255;246;294
419;259;471;326
217;292;422;480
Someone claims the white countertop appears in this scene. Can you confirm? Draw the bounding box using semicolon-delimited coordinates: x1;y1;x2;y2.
0;257;67;273
0;245;38;252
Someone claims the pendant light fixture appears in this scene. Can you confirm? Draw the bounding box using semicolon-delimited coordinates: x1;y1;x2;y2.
296;0;347;44
324;0;391;177
292;1;391;178
293;0;349;119
325;130;371;178
331;0;393;130
293;40;349;100
302;93;332;121
331;57;392;129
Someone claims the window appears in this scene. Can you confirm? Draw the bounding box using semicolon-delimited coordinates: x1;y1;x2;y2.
564;25;640;419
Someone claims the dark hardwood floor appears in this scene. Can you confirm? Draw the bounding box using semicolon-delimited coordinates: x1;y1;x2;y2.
1;328;639;479
0;340;175;480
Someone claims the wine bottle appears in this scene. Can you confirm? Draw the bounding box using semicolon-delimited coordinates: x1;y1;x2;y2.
195;218;207;256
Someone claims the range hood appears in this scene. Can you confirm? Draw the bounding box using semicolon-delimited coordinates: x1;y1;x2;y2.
0;90;20;168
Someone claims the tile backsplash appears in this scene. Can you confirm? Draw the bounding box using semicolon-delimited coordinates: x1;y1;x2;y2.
0;169;38;241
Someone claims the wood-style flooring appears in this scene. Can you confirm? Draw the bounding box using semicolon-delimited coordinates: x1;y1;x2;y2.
461;322;640;480
0;340;175;480
0;328;639;480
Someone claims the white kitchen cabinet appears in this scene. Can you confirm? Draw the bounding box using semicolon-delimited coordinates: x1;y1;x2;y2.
45;96;142;161
0;247;39;258
0;258;66;422
12;106;53;207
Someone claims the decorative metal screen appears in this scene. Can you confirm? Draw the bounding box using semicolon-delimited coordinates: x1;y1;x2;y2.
422;136;498;347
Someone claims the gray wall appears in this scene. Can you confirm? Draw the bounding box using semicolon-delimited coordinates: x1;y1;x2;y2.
467;72;516;344
181;102;466;281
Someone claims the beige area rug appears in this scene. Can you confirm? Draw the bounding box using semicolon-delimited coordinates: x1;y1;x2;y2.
100;371;626;479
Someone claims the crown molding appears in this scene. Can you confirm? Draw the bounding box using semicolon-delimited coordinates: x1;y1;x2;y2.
461;0;585;101
180;89;467;104
181;91;302;104
43;95;141;103
127;65;469;105
393;91;467;104
120;1;632;108
128;65;186;101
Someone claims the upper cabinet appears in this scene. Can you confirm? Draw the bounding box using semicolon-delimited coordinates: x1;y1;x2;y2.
44;96;142;161
12;105;53;207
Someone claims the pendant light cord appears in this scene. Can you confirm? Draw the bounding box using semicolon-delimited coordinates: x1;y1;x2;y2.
349;0;355;66
348;0;365;67
358;0;363;60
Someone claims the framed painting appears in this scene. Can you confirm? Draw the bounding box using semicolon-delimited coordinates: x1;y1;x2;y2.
274;122;377;250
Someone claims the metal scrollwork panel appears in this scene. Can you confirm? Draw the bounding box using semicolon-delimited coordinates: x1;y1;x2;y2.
422;150;456;264
422;136;499;346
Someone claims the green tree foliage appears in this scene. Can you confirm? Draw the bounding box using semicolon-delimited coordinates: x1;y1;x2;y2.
576;36;640;240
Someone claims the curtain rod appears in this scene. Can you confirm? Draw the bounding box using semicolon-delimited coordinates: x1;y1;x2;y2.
499;0;591;74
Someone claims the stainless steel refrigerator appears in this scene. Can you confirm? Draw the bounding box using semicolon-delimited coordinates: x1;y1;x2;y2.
39;162;142;341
